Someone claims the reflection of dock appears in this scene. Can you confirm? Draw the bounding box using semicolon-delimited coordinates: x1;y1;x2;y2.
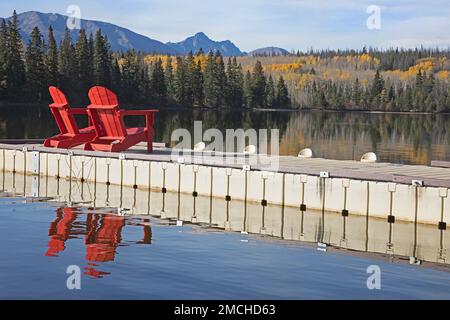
0;143;449;227
2;172;449;266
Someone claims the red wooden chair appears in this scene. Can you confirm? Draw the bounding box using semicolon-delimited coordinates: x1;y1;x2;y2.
44;86;96;148
84;86;158;152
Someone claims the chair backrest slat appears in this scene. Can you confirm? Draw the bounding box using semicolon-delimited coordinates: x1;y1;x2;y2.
48;86;79;135
88;86;127;139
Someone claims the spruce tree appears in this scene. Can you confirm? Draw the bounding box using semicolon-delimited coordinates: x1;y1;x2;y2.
121;50;140;102
0;20;7;96
111;57;122;95
251;61;266;107
93;30;112;86
46;26;59;87
225;57;244;108
75;29;93;95
164;56;175;103
59;28;78;93
275;76;289;106
265;75;275;107
174;56;187;106
183;51;195;107
370;70;384;98
203;51;215;107
192;60;204;106
351;78;361;108
243;70;253;108
25;27;46;101
5;10;26;98
213;51;227;107
150;58;167;106
370;69;384;108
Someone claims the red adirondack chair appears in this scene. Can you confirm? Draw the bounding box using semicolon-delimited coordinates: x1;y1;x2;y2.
84;86;158;152
44;86;96;148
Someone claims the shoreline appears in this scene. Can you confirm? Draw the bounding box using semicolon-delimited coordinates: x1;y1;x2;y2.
1;102;450;116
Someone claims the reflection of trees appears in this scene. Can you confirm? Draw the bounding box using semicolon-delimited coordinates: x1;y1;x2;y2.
281;112;450;164
154;109;290;148
0;105;57;139
1;105;448;164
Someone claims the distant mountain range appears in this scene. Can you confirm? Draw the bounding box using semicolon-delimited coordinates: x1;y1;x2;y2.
248;46;290;56
2;11;289;56
166;32;242;56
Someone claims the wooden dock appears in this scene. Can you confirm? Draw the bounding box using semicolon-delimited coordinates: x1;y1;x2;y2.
1;142;449;188
1;141;450;225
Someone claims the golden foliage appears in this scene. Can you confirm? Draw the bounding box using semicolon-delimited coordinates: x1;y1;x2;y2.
436;70;450;80
265;63;302;73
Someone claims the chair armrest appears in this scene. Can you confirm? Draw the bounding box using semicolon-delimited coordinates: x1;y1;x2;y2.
49;103;68;108
70;108;88;115
120;109;159;116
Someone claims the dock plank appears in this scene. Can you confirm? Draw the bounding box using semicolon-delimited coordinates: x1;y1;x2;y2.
1;143;449;188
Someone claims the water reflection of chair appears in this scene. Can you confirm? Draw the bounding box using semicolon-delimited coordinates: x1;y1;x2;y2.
45;207;153;278
85;214;125;262
45;208;79;257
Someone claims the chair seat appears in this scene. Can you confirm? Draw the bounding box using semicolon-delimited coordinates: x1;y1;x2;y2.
79;126;96;134
126;127;145;135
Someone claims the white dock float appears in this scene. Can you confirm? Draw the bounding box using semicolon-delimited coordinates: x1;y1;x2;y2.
0;142;449;226
1;171;449;265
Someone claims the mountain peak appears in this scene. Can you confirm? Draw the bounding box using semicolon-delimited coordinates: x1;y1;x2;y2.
167;32;242;56
194;32;209;39
6;10;176;54
4;11;247;56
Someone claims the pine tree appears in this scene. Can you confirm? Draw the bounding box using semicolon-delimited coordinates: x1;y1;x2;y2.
243;70;253;108
25;27;46;101
192;60;204;106
225;57;244;108
75;29;93;95
203;51;215;107
164;56;175;103
265;75;275;107
111;57;122;94
45;26;59;87
213;51;227;107
251;61;266;107
93;30;112;86
0;20;7;96
183;51;195;107
121;50;140;102
196;48;204;56
174;56;187;106
138;57;150;102
5;11;26;98
58;28;77;93
351;78;361;108
275;76;289;106
150;58;167;106
370;69;384;108
88;32;94;62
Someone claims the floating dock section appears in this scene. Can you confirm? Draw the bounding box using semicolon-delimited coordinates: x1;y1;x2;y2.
0;143;449;227
2;171;450;265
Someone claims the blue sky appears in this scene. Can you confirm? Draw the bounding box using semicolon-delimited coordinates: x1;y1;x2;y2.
1;0;450;51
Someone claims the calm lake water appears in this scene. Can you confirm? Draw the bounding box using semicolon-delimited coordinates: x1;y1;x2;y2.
1;106;450;299
1;173;450;299
0;105;449;165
